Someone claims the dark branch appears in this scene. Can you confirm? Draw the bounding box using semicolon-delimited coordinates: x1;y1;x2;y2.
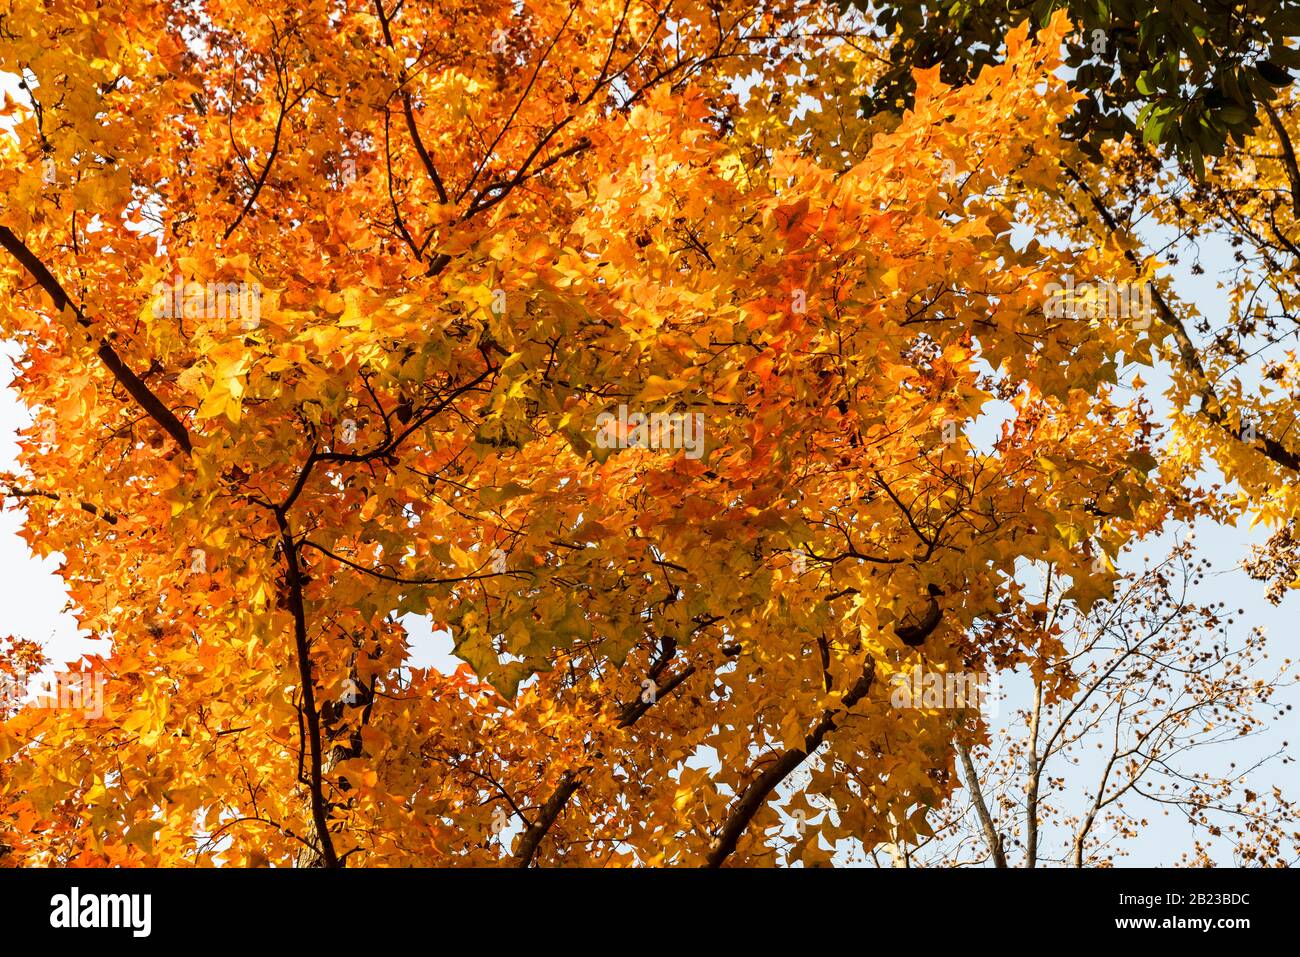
0;225;194;455
706;660;876;867
275;513;340;868
3;485;118;524
513;771;581;868
1063;164;1300;473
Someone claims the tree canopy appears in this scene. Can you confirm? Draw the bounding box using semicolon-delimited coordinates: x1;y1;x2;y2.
0;1;1293;867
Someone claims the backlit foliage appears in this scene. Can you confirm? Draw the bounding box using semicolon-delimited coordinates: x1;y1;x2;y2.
0;3;1210;866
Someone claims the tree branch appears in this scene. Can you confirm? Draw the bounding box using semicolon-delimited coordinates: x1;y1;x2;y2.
1262;98;1300;219
2;484;117;524
0;225;194;455
373;0;449;206
512;639;699;867
275;512;340;868
954;738;1006;867
1063;163;1300;473
513;771;581;868
706;660;876;867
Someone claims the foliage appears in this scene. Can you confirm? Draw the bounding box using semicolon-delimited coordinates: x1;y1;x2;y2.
0;0;1283;869
844;0;1300;175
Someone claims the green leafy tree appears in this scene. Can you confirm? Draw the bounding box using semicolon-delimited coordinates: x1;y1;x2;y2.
842;0;1300;174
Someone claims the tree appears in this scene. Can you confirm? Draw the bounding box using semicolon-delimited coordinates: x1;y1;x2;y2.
0;3;1171;867
837;2;1300;545
0;634;44;866
889;542;1299;868
798;4;1300;868
843;1;1300;175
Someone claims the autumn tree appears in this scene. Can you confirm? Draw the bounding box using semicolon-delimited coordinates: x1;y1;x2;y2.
839;2;1300;584
824;6;1300;865
892;542;1299;868
0;3;1174;866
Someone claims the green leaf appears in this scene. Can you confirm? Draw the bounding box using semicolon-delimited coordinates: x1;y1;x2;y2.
1257;60;1294;87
